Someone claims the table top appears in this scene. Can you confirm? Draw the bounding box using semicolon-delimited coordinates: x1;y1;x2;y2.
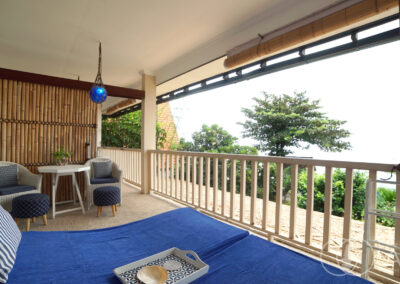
38;164;90;174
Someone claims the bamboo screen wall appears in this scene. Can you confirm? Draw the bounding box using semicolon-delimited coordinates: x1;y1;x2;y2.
0;78;98;202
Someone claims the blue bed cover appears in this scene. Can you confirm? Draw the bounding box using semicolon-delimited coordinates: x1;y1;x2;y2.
8;207;371;283
194;235;371;284
9;208;248;283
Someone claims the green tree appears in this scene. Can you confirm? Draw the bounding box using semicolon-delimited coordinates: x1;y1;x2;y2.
176;124;258;155
102;111;167;148
175;124;258;192
241;92;351;156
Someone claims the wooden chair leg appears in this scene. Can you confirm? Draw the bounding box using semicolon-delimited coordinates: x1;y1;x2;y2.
26;218;31;231
14;218;19;224
42;215;48;225
115;205;118;212
32;217;36;223
97;206;102;217
112;205;116;217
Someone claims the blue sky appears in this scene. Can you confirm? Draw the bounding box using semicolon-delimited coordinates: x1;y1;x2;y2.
170;40;399;165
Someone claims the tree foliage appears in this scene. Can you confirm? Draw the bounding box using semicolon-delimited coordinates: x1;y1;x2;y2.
240;92;351;156
176;124;258;155
102;111;167;149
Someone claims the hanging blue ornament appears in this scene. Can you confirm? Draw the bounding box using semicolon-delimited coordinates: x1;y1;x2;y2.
90;85;107;103
90;42;107;104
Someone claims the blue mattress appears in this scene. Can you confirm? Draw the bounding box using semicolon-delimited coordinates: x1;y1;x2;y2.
9;208;248;283
194;235;371;284
8;207;370;284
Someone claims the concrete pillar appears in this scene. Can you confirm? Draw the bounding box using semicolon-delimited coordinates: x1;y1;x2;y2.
141;74;157;194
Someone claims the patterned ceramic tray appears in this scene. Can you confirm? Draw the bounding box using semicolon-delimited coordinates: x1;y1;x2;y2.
114;248;209;284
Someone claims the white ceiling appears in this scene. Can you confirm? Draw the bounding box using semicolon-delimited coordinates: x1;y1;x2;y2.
0;0;342;93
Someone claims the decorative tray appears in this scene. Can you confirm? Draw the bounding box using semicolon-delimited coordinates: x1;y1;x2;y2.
113;247;209;284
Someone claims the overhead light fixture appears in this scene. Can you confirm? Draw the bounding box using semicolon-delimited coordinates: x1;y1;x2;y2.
90;42;107;104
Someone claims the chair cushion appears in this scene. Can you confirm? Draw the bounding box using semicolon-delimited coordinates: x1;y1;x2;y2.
0;164;18;188
0;185;35;196
93;186;121;206
0;205;21;284
11;194;50;219
92;161;112;178
90;177;117;185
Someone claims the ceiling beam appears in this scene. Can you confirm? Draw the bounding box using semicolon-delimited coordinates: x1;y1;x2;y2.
104;99;137;115
0;67;145;99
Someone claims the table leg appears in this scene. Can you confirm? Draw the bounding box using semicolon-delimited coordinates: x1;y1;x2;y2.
72;173;85;214
52;174;59;219
72;182;76;204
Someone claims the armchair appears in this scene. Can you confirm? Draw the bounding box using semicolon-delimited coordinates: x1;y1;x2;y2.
0;161;42;211
84;158;123;210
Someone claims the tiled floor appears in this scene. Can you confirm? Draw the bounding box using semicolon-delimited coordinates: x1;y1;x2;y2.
15;182;180;232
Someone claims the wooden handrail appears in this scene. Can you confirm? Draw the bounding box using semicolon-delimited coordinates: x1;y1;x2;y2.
148;149;395;171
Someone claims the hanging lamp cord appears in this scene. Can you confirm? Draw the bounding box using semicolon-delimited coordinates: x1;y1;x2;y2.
95;42;103;86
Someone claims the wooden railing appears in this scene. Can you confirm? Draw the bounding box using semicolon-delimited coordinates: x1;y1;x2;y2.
148;150;399;284
97;147;399;283
98;147;141;187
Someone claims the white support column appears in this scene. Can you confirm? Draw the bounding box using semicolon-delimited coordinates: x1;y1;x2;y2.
96;104;102;155
141;74;157;194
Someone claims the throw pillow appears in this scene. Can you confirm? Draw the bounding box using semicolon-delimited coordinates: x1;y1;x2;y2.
93;161;112;178
0;205;21;283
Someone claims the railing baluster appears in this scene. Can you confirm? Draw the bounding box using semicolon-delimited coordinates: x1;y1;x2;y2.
323;166;333;252
199;157;204;208
138;151;140;184
180;155;185;201
186;156;190;202
240;160;246;223
230;159;236;219
275;162;283;234
166;154;170;195
221;158;227;216
395;172;400;277
205;157;210;210
213;158;219;213
192;156;197;205
289;164;298;239
170;154;174;197
305;165;314;245
175;155;179;199
262;162;270;230
150;153;154;190
161;153;165;194
368;170;377;268
250;160;257;226
134;151;137;183
342;168;354;260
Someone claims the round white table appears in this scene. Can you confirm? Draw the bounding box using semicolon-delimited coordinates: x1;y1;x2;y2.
38;165;90;219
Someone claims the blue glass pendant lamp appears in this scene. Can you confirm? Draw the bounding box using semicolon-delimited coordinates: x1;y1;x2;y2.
90;42;107;103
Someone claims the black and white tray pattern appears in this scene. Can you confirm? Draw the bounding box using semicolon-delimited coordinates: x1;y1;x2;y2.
118;254;198;284
114;248;209;284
